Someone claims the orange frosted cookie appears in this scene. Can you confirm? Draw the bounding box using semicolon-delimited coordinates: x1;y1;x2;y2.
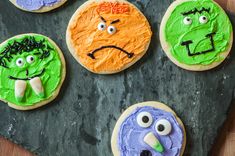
66;0;152;74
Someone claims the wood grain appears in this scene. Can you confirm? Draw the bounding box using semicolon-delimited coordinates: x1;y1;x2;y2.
0;137;33;156
211;103;235;156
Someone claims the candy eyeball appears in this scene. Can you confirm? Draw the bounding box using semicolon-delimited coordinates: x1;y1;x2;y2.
16;58;24;67
26;55;35;64
183;17;192;25
155;119;172;135
137;112;153;128
199;15;208;24
97;22;106;31
107;26;117;34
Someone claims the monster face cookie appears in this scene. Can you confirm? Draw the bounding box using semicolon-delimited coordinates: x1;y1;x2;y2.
111;101;186;156
9;0;67;13
160;0;233;71
66;0;152;74
0;34;66;110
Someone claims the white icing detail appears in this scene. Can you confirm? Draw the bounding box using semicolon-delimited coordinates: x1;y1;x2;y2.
107;25;116;34
26;55;35;64
199;15;208;24
29;77;44;96
144;132;161;151
97;22;106;31
16;58;24;67
136;112;153;128
183;17;192;25
15;80;26;98
155;119;172;136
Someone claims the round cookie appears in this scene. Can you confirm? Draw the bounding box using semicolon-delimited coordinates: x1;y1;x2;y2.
0;34;66;110
9;0;67;13
160;0;233;71
66;0;152;74
111;101;186;156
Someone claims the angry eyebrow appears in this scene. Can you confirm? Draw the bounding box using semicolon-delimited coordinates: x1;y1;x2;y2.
181;7;210;16
111;19;120;24
100;16;106;22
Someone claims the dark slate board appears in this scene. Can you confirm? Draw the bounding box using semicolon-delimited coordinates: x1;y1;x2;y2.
0;0;235;155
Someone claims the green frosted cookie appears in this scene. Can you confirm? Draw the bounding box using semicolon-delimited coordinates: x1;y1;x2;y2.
160;0;233;71
0;34;66;110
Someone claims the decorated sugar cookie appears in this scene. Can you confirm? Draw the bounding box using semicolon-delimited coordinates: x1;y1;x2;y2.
0;34;66;110
111;101;186;156
66;0;152;74
160;0;233;71
9;0;67;13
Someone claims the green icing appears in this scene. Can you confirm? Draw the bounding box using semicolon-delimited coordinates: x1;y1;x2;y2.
164;0;232;65
0;34;62;106
154;142;164;153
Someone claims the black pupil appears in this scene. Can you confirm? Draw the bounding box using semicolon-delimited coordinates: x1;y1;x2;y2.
110;28;113;32
157;124;165;132
142;116;149;123
203;17;206;20
187;18;190;21
101;25;104;28
18;60;22;64
30;57;34;61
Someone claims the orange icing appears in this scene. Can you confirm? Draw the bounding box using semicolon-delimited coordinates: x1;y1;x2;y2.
69;1;152;73
97;2;130;14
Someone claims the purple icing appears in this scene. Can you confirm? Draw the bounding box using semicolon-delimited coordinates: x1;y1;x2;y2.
118;106;184;156
16;0;60;11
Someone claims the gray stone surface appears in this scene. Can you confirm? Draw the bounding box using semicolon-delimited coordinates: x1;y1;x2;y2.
0;0;234;155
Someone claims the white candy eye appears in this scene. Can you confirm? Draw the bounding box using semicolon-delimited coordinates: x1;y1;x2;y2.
107;26;116;34
16;58;24;67
137;112;153;128
97;22;106;31
183;17;192;25
155;119;172;136
26;55;34;64
199;15;208;24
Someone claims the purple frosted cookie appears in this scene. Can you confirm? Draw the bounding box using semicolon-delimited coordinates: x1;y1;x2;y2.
9;0;67;12
111;101;186;156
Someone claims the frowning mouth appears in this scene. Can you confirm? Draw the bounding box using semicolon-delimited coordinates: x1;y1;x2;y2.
8;68;45;80
181;32;216;56
87;45;134;59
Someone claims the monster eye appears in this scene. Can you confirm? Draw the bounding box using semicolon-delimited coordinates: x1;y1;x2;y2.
107;26;116;34
137;112;153;128
155;119;172;136
97;22;106;31
183;17;192;25
199;16;208;24
16;58;24;67
26;55;35;64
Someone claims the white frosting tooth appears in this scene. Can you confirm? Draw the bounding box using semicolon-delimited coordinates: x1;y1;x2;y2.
15;80;26;101
29;77;44;97
144;132;164;153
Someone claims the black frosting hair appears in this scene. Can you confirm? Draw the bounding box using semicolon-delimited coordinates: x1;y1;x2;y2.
0;36;53;68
